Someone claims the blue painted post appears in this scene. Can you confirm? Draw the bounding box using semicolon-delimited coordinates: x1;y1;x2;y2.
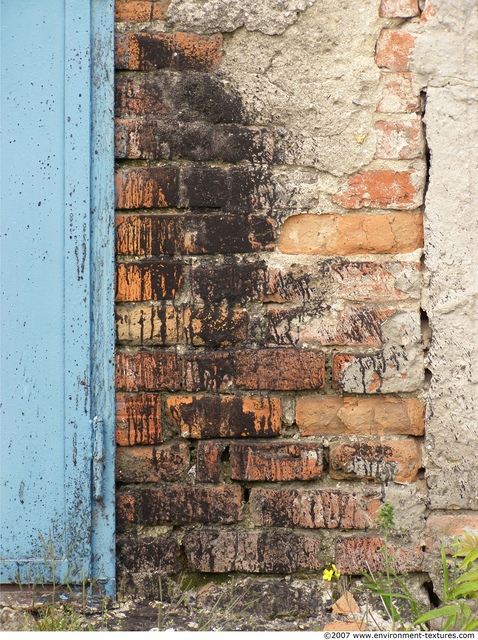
90;0;116;597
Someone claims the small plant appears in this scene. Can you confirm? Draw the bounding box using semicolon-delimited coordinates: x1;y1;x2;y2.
414;533;478;631
359;502;425;630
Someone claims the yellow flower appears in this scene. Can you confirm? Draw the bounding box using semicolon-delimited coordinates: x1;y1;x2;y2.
323;568;334;581
332;564;341;579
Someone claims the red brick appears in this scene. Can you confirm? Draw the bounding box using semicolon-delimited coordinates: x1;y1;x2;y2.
375;29;417;72
166;395;282;439
115;75;168;118
115;32;222;72
376;72;421;114
115;261;183;302
236;349;325;390
425;513;478;555
196;441;227;483
336;536;423;574
332;170;421;210
116;442;190;483
262;265;325;303
329;440;422;483
374;118;423;160
268;306;393;347
116;304;248;347
296;396;425;437
182;351;235;393
183;530;322;573
116;214;275;257
230;441;323;482
379;0;419;17
117;485;242;527
115;350;180;391
115;167;179;209
116;392;162;445
250;489;378;529
115;0;170;22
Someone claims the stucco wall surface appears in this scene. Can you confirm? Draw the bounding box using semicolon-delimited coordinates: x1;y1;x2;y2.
412;0;478;510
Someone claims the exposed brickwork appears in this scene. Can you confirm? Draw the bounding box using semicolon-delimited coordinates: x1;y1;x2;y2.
115;0;170;22
332;170;421;210
183;530;322;573
116;350;179;391
117;485;242;527
115;32;223;72
336;537;423;574
114;0;427;595
249;489;377;529
230;441;323;482
329;440;422;483
425;514;478;554
116;392;162;445
235;349;325;390
279;213;423;254
116;442;190;483
296;397;425;437
375;30;417;72
166;395;282;438
379;0;419;17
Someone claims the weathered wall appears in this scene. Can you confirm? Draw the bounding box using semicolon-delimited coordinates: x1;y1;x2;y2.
411;0;478;583
113;0;476;599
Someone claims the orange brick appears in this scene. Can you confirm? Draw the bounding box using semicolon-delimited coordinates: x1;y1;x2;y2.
297;396;425;437
115;0;170;22
166;395;282;439
116;304;248;347
425;513;478;554
116;392;162;445
336;536;423;573
249;488;377;528
375;29;417;72
278;213;423;255
329;440;422;483
197;441;227;483
379;0;419;17
332;170;421;210
115;261;183;302
116;443;190;483
230;442;323;482
115;32;222;71
115;167;179;210
374;118;423;160
115;350;180;391
376;72;421;114
236;349;325;390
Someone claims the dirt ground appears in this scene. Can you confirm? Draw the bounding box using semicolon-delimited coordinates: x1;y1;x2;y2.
0;576;397;632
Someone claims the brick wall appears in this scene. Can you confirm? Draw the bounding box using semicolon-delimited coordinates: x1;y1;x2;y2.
114;0;431;597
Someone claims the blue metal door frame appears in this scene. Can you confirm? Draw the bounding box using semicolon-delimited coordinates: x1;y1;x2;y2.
0;0;115;595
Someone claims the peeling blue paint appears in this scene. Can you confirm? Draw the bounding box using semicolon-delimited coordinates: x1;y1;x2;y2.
1;0;115;593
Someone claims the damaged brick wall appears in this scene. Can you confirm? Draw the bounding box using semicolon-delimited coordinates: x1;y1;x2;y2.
114;0;431;597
